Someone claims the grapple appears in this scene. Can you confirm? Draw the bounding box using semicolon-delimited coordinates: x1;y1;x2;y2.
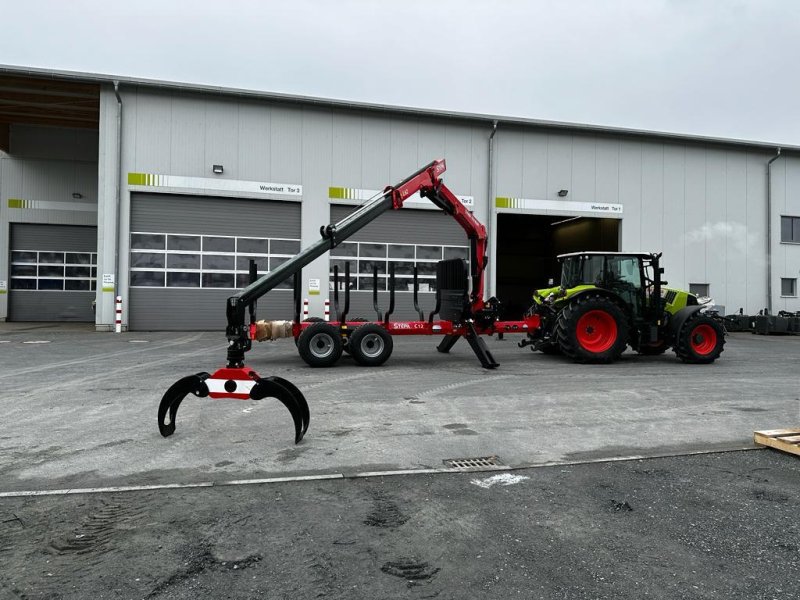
158;257;310;444
157;365;309;443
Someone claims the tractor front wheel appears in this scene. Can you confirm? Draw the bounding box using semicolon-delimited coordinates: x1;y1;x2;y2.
674;312;725;364
556;295;629;363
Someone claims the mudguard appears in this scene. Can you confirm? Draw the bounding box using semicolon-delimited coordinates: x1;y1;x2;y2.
669;306;704;338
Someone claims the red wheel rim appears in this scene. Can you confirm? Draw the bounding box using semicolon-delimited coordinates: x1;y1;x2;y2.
690;324;717;355
576;310;618;353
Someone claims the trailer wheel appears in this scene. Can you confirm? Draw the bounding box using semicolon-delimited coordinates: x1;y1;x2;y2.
296;317;324;347
674;312;725;364
348;324;393;367
297;322;343;367
343;318;369;355
556;294;629;363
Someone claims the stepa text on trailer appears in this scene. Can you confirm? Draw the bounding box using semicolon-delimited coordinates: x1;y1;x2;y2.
158;159;539;443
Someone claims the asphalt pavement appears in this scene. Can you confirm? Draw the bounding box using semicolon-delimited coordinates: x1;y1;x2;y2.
0;323;798;598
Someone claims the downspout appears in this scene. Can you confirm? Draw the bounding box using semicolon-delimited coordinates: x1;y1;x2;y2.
766;147;781;314
487;120;498;298
113;81;123;328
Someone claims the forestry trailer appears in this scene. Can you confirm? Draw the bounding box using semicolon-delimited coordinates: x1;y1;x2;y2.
157;159;539;444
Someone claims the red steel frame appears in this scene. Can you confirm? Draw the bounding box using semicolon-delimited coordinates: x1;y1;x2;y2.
291;315;541;340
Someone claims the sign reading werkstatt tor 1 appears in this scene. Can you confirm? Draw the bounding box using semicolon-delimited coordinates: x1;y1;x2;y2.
496;197;623;216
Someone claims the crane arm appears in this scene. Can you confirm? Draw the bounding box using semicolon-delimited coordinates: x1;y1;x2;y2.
224;158;485;366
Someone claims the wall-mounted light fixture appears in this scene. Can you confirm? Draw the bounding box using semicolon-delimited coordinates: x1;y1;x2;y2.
72;192;83;199
557;189;569;197
212;164;224;174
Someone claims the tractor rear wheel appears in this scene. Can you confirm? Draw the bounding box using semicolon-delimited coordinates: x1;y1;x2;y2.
297;322;343;367
349;324;393;366
556;294;629;363
674;312;725;364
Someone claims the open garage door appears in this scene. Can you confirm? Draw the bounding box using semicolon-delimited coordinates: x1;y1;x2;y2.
128;193;301;331
496;214;620;319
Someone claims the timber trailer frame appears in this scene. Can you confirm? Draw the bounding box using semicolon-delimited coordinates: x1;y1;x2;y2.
158;159;540;443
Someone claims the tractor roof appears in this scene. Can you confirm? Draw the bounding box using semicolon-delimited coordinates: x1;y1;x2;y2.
558;251;655;259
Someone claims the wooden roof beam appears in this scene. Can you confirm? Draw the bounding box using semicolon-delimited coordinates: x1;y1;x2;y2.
0;123;9;153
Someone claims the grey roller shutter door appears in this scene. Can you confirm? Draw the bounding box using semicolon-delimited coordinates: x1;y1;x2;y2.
129;193;301;331
329;206;466;245
9;224;97;322
328;206;470;320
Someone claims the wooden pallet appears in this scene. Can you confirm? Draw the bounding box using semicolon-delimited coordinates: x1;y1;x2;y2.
754;429;800;457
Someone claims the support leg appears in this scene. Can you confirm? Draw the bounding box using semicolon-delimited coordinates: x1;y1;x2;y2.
464;323;499;369
437;334;460;353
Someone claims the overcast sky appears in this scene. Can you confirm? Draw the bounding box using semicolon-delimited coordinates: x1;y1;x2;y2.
2;0;799;145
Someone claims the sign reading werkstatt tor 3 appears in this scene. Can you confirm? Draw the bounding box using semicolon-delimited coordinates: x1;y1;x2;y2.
127;173;303;197
496;197;623;216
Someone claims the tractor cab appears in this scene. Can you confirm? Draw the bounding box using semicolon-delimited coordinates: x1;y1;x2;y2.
559;252;651;317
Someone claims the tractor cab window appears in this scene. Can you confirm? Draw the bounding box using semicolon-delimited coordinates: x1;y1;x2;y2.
560;255;642;291
606;256;642;289
560;255;609;288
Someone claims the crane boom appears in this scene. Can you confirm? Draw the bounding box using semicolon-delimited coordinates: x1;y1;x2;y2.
224;159;487;368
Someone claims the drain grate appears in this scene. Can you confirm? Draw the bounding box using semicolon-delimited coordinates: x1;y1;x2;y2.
444;456;506;470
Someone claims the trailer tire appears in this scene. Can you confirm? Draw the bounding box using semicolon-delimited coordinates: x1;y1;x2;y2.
297;322;343;367
296;317;324;347
348;324;393;367
556;294;629;363
674;312;725;364
342;317;369;354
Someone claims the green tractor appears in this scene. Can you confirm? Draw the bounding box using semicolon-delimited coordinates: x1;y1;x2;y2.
523;252;725;364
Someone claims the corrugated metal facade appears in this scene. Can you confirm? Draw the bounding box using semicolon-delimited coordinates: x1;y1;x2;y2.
493;129;783;314
102;86;490;330
0;125;99;321
1;70;799;329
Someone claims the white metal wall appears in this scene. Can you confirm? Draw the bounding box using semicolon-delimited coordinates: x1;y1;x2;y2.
5;81;797;326
772;158;800;313
493;128;797;314
101;84;489;328
0;124;99;320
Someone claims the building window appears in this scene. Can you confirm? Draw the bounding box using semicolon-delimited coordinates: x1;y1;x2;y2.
781;278;797;297
689;283;710;297
329;241;469;293
129;232;300;289
781;216;800;243
10;251;97;291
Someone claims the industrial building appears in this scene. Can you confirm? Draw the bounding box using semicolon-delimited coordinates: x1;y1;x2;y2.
1;64;798;331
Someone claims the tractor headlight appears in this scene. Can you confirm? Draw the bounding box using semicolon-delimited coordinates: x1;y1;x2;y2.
697;296;713;305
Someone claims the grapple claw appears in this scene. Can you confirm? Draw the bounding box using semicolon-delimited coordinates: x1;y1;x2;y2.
157;373;210;437
158;366;309;444
251;376;310;444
